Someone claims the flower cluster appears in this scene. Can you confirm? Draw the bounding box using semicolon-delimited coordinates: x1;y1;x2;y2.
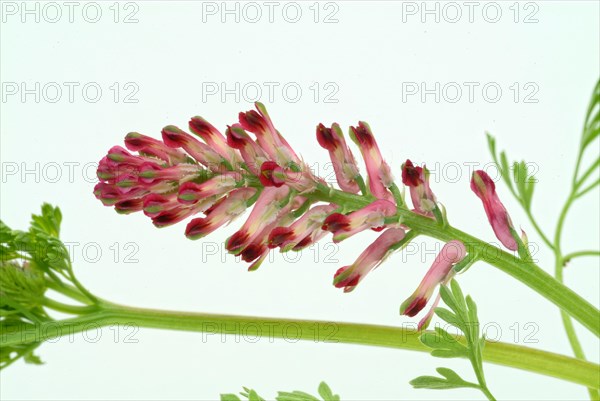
95;103;523;327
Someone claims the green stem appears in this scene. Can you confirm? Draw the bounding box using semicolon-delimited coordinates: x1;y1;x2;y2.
2;306;598;389
554;191;599;400
523;208;554;249
46;280;95;305
480;386;497;401
576;178;600;199
306;185;600;337
41;298;98;315
564;250;600;262
575;156;599;190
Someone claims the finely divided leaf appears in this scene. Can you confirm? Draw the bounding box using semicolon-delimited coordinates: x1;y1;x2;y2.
410;367;479;390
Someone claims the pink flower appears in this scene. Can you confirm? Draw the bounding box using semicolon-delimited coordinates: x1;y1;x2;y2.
185;188;257;239
322;199;397;242
268;204;336;251
177;172;241;204
349;122;394;202
402;159;437;217
226;124;268;175
189;116;240;166
142;194;178;218
151;198;215;228
259;161;319;193
124;132;188;164
333;228;406;292
114;198;144;214
316;123;360;193
226;186;291;254
161;125;225;171
470;170;518;251
400;240;466;318
238;102;300;166
138;163;202;185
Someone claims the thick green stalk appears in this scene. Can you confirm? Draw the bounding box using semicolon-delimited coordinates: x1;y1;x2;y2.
307;186;600;337
2;306;598;389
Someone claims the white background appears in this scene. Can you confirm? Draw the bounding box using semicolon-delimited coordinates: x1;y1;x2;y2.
1;1;599;400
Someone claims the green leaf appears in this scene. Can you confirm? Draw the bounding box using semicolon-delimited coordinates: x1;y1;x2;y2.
438;285;459;316
225;383;340;401
420;328;468;357
450;280;467;315
30;204;62;238
410;367;479;390
23;349;43;365
247;390;264;401
499;151;515;193
433;307;462;329
220;394;242;401
276;391;319;401
317;382;339;401
486;133;496;161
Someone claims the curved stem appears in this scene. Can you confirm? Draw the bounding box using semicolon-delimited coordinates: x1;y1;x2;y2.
42;298;99;315
46;280;95;305
564;250;600;262
554;192;599;400
576;178;600;199
523;208;554;249
3;307;598;389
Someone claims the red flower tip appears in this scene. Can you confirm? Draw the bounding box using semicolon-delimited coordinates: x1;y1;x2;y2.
349;121;376;148
114;198;144;214
239;110;267;133
292;236;313;251
401;159;423;187
268;227;294;248
151;208;187;228
225;125;249;149
185;217;211;240
161;125;187;148
322;213;350;232
401;297;428;317
107;146;132;162
333;266;360;289
177;181;203;204
240;243;267;263
316;123;336;150
124;132;155;151
142;194;172;217
188;116;215;138
94;182;120;205
259;161;285;187
226;231;250;253
471;170;495;195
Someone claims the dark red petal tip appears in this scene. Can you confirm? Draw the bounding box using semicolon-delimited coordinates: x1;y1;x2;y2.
401;159;422;187
316;123;337;151
322;213;350;232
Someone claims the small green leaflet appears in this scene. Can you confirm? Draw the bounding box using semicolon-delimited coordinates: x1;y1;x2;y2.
220;382;340;401
486;133;537;212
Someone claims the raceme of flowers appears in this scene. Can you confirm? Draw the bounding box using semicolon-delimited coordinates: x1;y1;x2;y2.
94;103;524;328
